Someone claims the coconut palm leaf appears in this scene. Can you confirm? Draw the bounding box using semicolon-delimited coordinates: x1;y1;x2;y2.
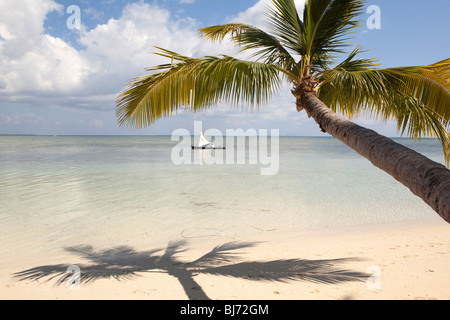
116;47;281;128
199;23;299;81
316;46;386;117
317;51;450;164
393;96;450;163
265;0;305;57
318;53;450;120
380;59;450;123
302;0;364;70
199;23;255;43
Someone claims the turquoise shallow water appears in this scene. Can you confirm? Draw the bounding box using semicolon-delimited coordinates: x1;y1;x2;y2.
0;136;445;260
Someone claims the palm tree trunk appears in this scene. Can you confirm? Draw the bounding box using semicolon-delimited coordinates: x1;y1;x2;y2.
301;92;450;223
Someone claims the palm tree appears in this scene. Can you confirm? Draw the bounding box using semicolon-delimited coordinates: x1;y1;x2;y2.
116;0;450;223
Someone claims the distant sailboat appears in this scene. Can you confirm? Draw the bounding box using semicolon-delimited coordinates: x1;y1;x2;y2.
192;131;225;150
199;131;212;148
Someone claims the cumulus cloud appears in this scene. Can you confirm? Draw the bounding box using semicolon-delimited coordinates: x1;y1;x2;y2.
0;0;87;94
0;1;239;111
0;0;62;57
76;3;203;101
230;0;306;30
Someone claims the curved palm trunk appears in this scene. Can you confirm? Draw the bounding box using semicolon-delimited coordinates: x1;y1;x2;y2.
301;92;450;223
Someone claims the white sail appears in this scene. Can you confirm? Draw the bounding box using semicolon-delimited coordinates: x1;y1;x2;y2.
199;131;212;147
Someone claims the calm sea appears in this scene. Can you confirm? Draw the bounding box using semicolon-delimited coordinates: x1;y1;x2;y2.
0;135;445;261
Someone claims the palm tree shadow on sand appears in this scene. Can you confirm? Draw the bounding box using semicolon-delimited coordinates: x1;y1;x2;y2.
14;240;368;300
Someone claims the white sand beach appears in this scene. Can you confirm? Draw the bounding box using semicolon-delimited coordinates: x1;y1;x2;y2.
1;219;449;301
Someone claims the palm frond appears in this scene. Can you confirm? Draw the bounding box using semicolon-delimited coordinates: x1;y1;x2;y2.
199;23;254;42
394;96;450;164
199;23;299;81
331;45;380;72
302;0;365;69
379;59;450;123
317;51;450;164
317;47;386;117
265;0;305;57
116;47;281;129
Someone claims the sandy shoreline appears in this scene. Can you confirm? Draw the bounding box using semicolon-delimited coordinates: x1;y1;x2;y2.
1;219;449;300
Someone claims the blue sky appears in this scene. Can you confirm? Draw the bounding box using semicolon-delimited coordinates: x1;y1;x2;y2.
0;0;449;136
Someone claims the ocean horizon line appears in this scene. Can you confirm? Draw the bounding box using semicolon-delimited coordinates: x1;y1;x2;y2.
0;133;433;140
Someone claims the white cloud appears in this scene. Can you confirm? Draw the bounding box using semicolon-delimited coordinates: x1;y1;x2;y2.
0;1;276;102
0;1;238;110
0;0;63;57
74;2;242;108
230;0;306;30
79;2;201;71
230;0;271;29
0;0;89;94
